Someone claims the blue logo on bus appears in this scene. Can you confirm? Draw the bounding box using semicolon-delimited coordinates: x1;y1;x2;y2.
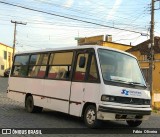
121;89;129;95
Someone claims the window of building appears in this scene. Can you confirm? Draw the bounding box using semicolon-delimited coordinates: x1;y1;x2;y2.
142;55;148;61
1;65;4;70
142;68;149;83
28;54;48;78
4;51;7;60
48;52;73;80
73;53;89;81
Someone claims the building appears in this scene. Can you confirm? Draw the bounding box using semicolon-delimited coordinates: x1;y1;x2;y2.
76;35;132;51
126;36;160;109
0;43;13;76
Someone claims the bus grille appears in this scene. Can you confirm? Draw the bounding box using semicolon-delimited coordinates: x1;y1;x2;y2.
115;96;150;105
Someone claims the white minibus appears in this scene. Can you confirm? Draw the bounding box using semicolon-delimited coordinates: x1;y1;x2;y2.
7;45;151;128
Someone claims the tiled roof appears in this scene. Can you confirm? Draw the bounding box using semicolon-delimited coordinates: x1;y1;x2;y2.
126;36;160;55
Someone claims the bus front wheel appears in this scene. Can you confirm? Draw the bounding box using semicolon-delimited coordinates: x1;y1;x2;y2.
25;95;43;113
126;120;142;127
84;105;100;128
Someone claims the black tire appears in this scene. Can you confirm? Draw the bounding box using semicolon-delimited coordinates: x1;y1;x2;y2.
4;74;8;77
126;120;142;127
84;105;100;128
25;96;43;113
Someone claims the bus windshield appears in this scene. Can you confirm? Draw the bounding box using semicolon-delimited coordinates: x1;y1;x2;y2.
98;49;146;87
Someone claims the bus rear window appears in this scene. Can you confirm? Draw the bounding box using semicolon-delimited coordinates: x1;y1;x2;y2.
12;55;29;77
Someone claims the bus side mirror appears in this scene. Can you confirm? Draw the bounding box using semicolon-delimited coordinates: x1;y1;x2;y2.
79;56;86;68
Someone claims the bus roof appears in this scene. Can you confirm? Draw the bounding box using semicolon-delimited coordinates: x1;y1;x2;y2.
15;45;136;59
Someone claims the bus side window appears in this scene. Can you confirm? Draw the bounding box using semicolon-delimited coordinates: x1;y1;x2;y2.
28;54;48;78
12;55;29;77
47;52;73;80
73;53;89;81
88;55;98;81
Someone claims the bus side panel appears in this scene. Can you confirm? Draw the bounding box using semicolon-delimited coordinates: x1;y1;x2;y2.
24;78;45;107
7;90;26;103
69;83;100;117
9;77;25;93
8;77;26;103
69;82;85;117
43;80;71;113
24;78;44;96
83;83;100;109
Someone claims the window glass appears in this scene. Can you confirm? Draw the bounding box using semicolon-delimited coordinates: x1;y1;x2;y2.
4;51;7;60
142;68;149;83
14;55;29;65
30;54;48;65
28;66;46;78
98;49;146;86
88;55;98;81
29;54;48;65
74;53;88;81
1;65;4;70
12;66;28;76
49;52;73;65
48;66;70;79
47;51;73;80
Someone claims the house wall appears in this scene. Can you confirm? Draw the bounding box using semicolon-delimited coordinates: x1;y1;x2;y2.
128;50;160;109
0;43;13;76
129;51;160;92
102;42;131;51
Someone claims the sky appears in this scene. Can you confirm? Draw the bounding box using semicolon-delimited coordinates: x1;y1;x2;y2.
0;0;160;52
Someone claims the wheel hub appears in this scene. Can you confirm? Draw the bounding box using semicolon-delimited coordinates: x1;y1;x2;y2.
86;109;95;124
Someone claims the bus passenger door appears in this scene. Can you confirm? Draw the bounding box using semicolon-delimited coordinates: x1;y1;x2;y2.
69;51;89;116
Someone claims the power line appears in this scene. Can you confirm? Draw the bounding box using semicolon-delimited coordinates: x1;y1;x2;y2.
0;1;150;31
0;12;147;31
0;1;147;34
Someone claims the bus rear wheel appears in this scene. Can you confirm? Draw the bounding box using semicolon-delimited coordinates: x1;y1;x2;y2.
84;105;100;128
25;95;43;113
126;120;142;127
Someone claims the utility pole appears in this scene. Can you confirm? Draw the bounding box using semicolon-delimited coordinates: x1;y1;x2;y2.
149;0;154;107
11;20;27;60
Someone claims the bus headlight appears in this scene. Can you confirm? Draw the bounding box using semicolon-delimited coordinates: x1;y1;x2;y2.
101;95;115;102
144;100;150;105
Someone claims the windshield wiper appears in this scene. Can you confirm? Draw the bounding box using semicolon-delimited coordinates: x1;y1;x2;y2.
109;79;147;88
110;78;129;84
128;82;147;87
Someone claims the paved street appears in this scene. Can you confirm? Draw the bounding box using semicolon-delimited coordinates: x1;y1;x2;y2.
0;77;160;137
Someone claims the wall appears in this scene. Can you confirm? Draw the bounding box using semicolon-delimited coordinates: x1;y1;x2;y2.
128;50;160;109
102;42;131;51
0;43;13;76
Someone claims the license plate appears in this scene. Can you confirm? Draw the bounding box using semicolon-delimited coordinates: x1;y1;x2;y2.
127;115;135;119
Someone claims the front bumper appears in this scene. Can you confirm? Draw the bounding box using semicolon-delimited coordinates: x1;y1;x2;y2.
97;105;151;121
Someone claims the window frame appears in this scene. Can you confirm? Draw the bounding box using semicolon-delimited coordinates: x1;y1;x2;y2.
72;49;100;83
4;50;7;60
10;48;100;83
46;50;74;81
11;54;30;77
28;53;49;78
86;52;100;83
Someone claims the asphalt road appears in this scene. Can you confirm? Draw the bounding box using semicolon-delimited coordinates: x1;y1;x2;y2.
0;77;160;137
